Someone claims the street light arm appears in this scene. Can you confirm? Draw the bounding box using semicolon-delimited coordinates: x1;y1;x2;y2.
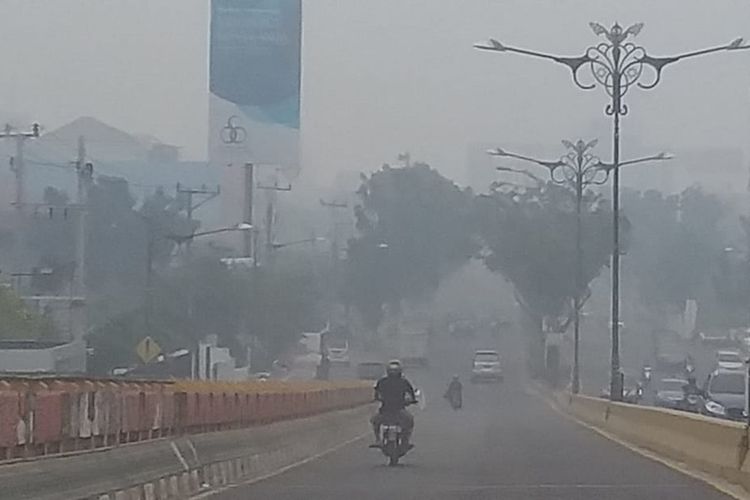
272;237;326;250
616;152;673;168
488;148;561;171
636;39;747;90
166;223;253;244
475;40;594;88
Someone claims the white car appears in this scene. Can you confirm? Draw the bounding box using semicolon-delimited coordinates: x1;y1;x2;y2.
471;350;503;383
716;350;744;371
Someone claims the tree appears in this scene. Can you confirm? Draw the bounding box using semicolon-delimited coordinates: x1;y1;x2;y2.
0;287;54;339
86;175;147;292
622;187;726;320
343;163;476;330
474;180;614;373
87;253;328;372
475;181;613;322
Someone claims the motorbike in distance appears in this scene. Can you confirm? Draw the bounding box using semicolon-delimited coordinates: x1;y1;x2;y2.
641;364;652;388
444;377;463;410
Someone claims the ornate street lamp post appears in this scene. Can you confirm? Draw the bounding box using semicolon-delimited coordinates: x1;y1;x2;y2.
490;139;670;393
476;22;748;400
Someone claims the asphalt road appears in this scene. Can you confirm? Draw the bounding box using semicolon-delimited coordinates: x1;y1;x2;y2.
211;333;732;500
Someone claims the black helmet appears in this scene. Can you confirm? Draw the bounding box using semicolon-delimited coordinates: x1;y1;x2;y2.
386;360;403;378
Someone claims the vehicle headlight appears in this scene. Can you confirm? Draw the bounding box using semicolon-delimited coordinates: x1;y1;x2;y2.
704;400;726;416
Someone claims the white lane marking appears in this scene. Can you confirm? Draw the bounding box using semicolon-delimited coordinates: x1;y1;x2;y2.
170;441;190;471
540;388;750;500
190;432;369;499
259;483;693;491
186;439;200;463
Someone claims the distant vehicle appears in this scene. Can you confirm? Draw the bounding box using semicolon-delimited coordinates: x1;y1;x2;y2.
326;337;350;366
716;350;744;371
357;361;385;380
653;331;689;373
654;378;689;410
252;372;271;381
702;369;746;421
600;376;643;404
698;331;738;348
471;350;503;383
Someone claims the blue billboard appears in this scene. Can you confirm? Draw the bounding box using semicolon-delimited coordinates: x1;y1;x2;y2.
210;0;301;129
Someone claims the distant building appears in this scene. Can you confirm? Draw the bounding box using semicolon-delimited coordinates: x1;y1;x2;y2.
0;116;221;223
0;340;86;374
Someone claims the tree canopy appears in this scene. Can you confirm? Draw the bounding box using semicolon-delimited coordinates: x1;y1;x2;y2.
343;163;477;329
474;181;614;324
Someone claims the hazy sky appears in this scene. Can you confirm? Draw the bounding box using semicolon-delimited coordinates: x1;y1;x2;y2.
1;0;749;187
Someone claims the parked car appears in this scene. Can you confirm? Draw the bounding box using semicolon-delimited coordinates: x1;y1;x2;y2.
702;369;746;421
357;361;385;380
471;350;503;383
653;331;689;373
654;378;689;410
699;331;738;348
715;350;744;371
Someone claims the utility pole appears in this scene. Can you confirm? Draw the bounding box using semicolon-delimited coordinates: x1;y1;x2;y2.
320;199;348;266
243;163;255;261
176;183;220;259
2;123;40;208
75;136;93;296
257;171;292;266
175;182;219;379
320;199;349;328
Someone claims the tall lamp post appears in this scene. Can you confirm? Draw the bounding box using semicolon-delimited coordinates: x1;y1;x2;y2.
489;139;670;393
476;22;748;400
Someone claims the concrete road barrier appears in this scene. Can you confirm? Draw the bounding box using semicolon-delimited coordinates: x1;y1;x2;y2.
0;404;374;500
553;392;750;493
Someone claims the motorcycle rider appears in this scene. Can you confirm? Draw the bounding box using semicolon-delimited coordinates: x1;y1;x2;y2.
444;375;463;408
371;360;416;448
683;375;702;397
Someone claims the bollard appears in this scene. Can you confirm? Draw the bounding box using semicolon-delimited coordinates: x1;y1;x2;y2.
220;461;229;484
143;483;156;500
189;470;200;492
211;462;223;486
179;472;191;496
157;478;169;500
168;475;180;498
227;459;236;482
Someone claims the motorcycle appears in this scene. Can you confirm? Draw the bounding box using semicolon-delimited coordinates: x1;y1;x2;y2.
444;389;462;410
677;392;703;413
377;401;418;466
641;365;652;387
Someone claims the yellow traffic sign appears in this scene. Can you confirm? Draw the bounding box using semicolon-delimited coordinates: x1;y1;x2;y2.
136;336;162;364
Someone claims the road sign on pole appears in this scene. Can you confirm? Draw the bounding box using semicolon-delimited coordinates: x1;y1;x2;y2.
136;336;162;364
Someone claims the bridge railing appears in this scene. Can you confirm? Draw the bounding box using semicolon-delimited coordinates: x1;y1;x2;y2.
0;376;371;462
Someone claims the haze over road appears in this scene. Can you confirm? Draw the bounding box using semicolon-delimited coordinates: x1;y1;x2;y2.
212;333;731;500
